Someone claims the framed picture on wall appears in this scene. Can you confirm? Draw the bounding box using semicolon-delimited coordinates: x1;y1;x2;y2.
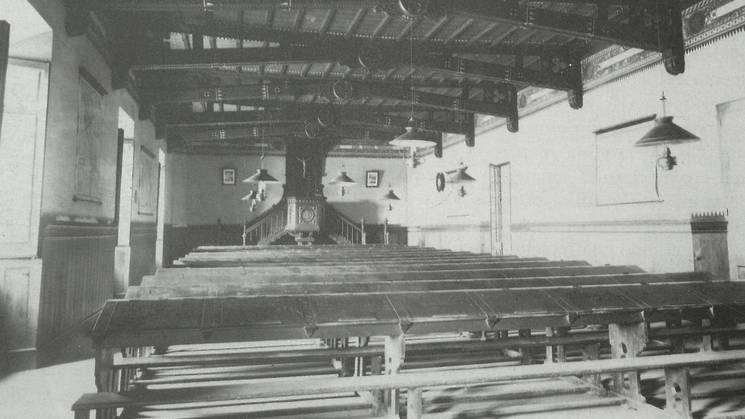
366;170;380;188
222;168;236;185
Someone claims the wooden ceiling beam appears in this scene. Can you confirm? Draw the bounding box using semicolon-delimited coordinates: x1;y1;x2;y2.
159;107;471;135
130;45;577;92
142;15;582;57
172;124;395;143
85;0;680;13
146;81;510;116
87;1;684;56
426;0;681;56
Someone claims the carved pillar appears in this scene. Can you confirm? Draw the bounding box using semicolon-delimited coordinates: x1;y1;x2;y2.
283;140;332;198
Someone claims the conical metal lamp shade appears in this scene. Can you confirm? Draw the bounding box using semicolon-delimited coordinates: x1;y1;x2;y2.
635;116;700;147
242;168;279;183
446;167;476;183
329;171;356;185
383;189;400;200
388;120;439;148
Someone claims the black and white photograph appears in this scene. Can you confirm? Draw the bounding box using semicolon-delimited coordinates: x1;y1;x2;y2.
2;0;745;418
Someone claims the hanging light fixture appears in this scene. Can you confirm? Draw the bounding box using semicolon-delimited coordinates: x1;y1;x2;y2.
635;92;700;171
382;187;400;211
635;93;700;147
388;19;438;148
329;171;356;185
243;168;279;183
328;165;356;196
446;163;476;183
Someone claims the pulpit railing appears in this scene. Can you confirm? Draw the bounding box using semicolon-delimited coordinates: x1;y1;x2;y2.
241;199;288;246
325;205;366;244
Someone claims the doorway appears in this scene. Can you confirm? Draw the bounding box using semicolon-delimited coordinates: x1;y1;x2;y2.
489;163;511;256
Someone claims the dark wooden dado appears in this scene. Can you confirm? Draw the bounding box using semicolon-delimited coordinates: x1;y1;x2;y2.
130;223;157;286
38;224;117;351
164;224;243;266
364;224;408;245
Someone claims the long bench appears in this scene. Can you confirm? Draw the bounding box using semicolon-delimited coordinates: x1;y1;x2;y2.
72;349;745;418
145;265;644;287
78;245;745;418
131;272;711;298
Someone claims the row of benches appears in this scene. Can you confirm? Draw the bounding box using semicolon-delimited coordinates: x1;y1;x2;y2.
74;244;745;418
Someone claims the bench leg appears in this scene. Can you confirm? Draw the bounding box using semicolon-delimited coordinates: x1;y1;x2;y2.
385;334;405;418
544;327;554;364
699;319;713;352
666;319;685;354
370;355;386;416
518;329;532;363
555;327;569;362
581;343;601;387
94;348;117;419
608;322;647;401
664;367;692;419
407;388;423;419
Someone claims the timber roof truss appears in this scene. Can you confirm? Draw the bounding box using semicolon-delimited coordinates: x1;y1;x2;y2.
65;0;695;154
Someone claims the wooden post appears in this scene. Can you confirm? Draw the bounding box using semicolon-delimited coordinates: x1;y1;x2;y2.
94;348;117;419
666;319;685;354
384;219;390;245
691;212;729;280
698;318;713;352
385;334;405;418
581;343;601;387
361;218;366;245
555;327;569;362
608;322;647;400
406;388;423;419
0;21;9;142
518;328;532;363
664;367;692;419
370;355;385;416
544;327;554;364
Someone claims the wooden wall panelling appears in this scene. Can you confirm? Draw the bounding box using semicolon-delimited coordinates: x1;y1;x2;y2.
37;224;116;351
129;223;157;286
163;225;188;266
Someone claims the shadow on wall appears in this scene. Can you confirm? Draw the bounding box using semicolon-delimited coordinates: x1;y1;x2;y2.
329;200;386;224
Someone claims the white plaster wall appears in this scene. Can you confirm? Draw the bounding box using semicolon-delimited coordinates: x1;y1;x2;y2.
181;154;286;225
28;0;161;221
324;157;408;224
407;32;745;274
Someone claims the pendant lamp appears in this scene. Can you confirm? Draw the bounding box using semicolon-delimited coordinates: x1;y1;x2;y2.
635;93;700;171
329;171;356;185
382;188;400;211
389;118;441;148
383;189;400;200
388;25;438;148
446;164;476;183
243;168;279;183
635;93;700;147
